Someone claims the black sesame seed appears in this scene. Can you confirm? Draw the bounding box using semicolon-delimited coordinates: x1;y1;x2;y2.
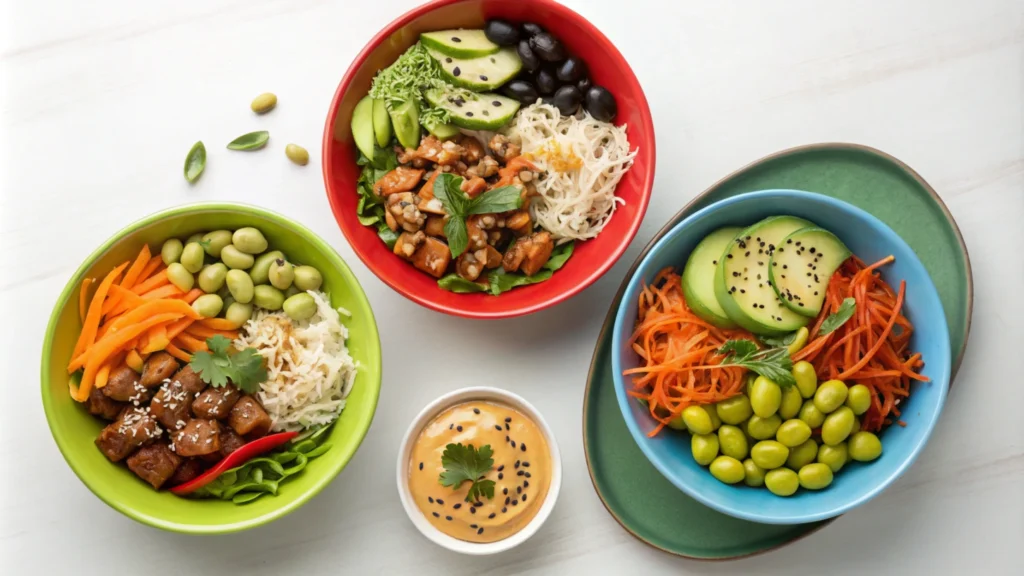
503;487;508;495
520;443;527;452
505;417;512;422
419;462;423;470
505;497;510;505
505;423;510;431
452;36;462;42
515;460;520;468
524;480;530;487
512;499;518;506
740;289;746;294
522;494;527;501
473;408;480;414
449;423;454;430
479;75;488;81
498;473;504;480
482;110;490;116
477;527;484;535
445;57;452;63
502;507;507;513
497;465;505;472
428;496;434;503
517;486;522;494
453;66;461;77
525;472;532;478
517;470;525;476
465;111;474;117
489;512;496;519
470;524;477;529
494;425;502;431
470;507;476;514
523;462;530;467
492;100;501;106
511;440;516;448
433;512;440;518
727;254;734;259
745;251;750;257
457;425;463;432
446;516;453;521
436;499;445;505
505;435;509;442
810;247;816;253
453;503;462;509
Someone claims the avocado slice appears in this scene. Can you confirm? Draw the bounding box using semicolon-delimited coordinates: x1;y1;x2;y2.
425;88;519;130
423;119;461;141
389;99;421;149
714;216;814;335
351;95;377;160
372;98;392;148
420;29;499;59
769;227;852;317
426;46;522;91
682;226;742;328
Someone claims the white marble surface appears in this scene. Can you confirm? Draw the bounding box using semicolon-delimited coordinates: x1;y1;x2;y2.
2;0;1023;573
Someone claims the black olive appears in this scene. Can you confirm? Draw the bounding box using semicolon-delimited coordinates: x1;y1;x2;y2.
529;33;567;62
576;76;592;93
541;96;556;107
584;85;617;122
485;20;520;46
516;40;541;72
556;56;586;83
534;67;558;95
503;80;539;105
521;23;544;38
552;85;582;115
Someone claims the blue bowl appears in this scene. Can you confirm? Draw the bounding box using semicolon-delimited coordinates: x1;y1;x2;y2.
611;190;951;524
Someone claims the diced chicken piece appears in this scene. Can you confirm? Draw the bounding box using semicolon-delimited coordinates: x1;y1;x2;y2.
149;379;194;430
456;252;484;281
374;166;425;196
415;170;447;215
461;176;488;199
465;155;500;180
95;408;162;462
419;170;439;200
173;419;221;457
386;192;425;233
192;384;242;420
458;135;485;164
101;364;142;402
477;246;503;269
502;239;526;273
140;352;179;387
385;210;398;231
425;215;447;238
489;133;521;164
229;396;273;438
87;386;125;421
505;210;533;236
172;364;207;395
492;156;538;189
126;442;182;489
401;135;463;166
418;196;446;215
465;216;489;251
521;232;555;276
394;231;426;261
168;458;205;486
410;237;452;279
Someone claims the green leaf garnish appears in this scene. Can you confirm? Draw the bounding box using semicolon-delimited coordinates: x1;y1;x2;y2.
818;297;856;335
433;173;523;258
227;130;270;150
439;443;496;503
189;335;268;394
715;339;796;387
758;331;799;348
437;274;488;293
184;141;206;183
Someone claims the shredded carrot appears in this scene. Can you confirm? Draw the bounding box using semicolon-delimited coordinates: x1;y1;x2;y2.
185;324;239;340
130;270;169;295
164;343;192;362
173;332;209;353
71;262;128;362
119;244;152;291
78;278;95;323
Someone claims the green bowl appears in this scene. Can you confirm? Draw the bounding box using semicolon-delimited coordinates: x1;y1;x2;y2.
41;203;382;534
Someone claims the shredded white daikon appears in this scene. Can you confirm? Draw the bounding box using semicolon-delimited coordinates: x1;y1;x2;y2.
504;102;637;242
235;291;357;432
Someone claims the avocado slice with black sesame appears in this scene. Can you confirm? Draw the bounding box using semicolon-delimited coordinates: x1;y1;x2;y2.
769;227;852;317
714;216;814;335
389;99;420;149
372;98;392;148
424;87;519;131
426;46;521;91
420;29;500;59
351;95;376;160
682;226;742;328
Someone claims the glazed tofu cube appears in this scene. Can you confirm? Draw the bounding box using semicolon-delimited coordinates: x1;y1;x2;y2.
173;419;221;457
411;237;452;278
101;365;146;402
126;443;182;489
228;396;272;438
87;387;125;421
140;352;179;387
95;408;162;462
149;380;194;431
167;458;205;487
172;364;207;395
192;385;242;420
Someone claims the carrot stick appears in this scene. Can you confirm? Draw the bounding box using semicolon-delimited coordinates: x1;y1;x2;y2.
837;281;905;380
199;317;242;331
94;351;126;389
166;317;196;341
104;284;147;316
173;332;208;353
120;245;152;291
69;299;200;372
130;270;169;295
185;324;239;340
135;256;164;286
78;278;95;323
164;343;192;362
139;284;183;301
125;349;145;373
176;288;204;304
71;262;128;365
140;325;170;354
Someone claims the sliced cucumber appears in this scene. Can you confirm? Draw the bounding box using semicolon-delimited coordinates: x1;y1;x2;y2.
351;96;376;160
425;88;519;130
420;29;499;59
389;99;420;148
372;98;392;148
769;227;852;317
426;46;521;91
682;226;742;328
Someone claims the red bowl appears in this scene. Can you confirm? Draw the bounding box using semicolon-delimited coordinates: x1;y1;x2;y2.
322;0;655;319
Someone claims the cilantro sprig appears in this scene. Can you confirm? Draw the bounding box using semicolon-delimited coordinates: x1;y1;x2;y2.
716;339;796;387
433;173;522;258
818;297;856;335
439;443;496;503
189;335;267;394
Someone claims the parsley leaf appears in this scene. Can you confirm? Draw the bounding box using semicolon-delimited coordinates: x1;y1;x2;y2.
439;443;496;503
758;331;799;348
433;173;522;258
818;297;857;335
716;339;796;387
189;335;268;394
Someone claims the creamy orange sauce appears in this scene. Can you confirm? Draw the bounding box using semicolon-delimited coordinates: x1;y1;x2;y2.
409;401;551;543
525;139;582;173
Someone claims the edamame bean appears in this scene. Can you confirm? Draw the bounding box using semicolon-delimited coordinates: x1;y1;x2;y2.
702;404;722;432
776;419;812;447
253;285;284;311
284;285;301;298
186;232;205;244
845;384;872;415
716;395;752;425
765;468;799;497
269;259;294;290
202;230;233;257
792;360;818;398
746;414;782;440
292;265;323;291
848;431;882;462
166;262;195;291
779;386;803;420
251;92;277;114
667;414;686;431
180;242;206;273
250;250;283;285
198;262;228;293
743;458;766;487
221;244;255;270
821;406;855;446
224;302;254;328
682;405;715;435
161;238;184;265
283;293;317;321
787;327;809;356
798;400;826;428
691;433;719;466
750;376;782;418
751;440;789;470
817;443;848;473
222;295;235;311
814;379;848;414
798;463;834;490
850;417;861;435
192;294;224;318
226;269;255;304
786;439;818;470
709;456;745;485
232;227;268;254
285;143;310;166
717;425;748;460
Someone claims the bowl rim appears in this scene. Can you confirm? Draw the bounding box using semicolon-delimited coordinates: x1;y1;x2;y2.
40;201;383;534
610;189;951;524
395;386;562;555
321;0;656;319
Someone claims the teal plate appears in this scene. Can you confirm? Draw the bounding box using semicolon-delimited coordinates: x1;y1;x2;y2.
583;143;973;559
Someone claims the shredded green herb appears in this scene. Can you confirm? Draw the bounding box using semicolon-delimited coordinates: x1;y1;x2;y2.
369;43;451;126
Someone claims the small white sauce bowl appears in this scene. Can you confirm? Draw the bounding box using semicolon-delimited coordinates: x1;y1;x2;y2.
396;386;562;555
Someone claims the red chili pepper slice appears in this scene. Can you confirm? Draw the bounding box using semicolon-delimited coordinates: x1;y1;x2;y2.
170;431;298;495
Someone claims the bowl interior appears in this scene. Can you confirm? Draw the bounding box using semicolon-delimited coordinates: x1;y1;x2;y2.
322;0;655;318
41;204;382;533
611;190;951;524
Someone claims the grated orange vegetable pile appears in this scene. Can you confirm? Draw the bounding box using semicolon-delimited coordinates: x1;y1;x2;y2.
67;244;241;402
794;256;927;432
